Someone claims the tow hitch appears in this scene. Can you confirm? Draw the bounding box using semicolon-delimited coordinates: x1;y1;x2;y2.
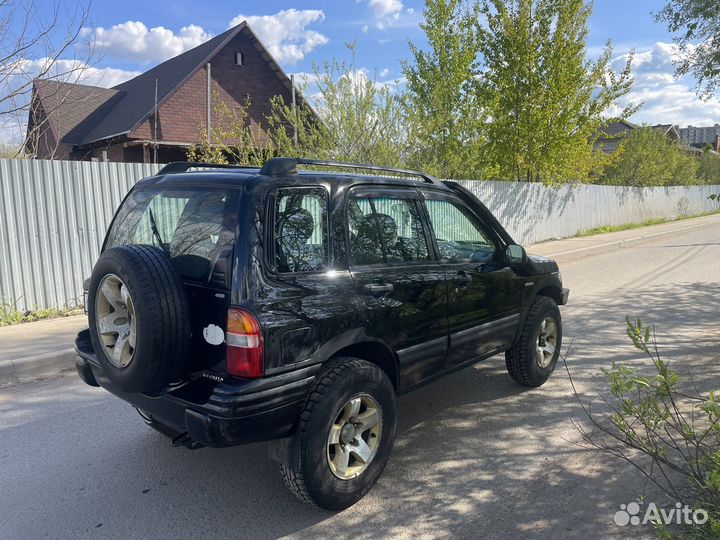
136;408;205;450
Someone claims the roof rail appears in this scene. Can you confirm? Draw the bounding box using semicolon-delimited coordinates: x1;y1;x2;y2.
258;157;438;184
156;162;258;175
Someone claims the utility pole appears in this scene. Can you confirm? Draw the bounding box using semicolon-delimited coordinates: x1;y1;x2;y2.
206;63;212;145
153;78;158;164
291;74;298;147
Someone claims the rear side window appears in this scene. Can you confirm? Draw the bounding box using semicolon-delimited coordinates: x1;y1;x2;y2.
105;187;238;281
273;187;328;273
348;195;430;266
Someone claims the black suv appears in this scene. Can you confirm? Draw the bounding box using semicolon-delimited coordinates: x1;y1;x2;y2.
75;157;568;510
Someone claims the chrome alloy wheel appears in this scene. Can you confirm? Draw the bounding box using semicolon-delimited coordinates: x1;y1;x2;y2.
326;394;383;480
95;274;137;368
535;316;558;368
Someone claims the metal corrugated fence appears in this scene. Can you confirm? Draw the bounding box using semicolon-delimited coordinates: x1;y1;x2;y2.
0;157;718;310
0;159;161;311
457;180;720;246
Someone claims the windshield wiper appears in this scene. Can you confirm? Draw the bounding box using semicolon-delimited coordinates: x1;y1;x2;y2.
147;208;166;250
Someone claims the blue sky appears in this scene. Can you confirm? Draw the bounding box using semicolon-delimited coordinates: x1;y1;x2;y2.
6;0;720;142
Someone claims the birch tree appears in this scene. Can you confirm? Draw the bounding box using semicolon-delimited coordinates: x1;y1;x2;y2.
478;0;636;183
402;0;492;179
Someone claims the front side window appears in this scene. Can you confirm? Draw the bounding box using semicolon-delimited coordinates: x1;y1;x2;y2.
348;195;430;266
424;199;497;263
105;187;238;281
273;188;328;273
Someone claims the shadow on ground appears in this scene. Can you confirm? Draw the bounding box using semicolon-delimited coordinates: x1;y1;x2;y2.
1;282;718;540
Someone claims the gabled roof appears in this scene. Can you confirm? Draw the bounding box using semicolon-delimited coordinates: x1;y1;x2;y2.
31;21;303;148
597;119;638;140
650;124;680;140
31;79;120;144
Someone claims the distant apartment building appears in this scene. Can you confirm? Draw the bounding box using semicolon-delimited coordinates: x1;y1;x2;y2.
678;124;720;150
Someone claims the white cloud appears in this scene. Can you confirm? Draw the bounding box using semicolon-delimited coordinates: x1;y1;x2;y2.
361;0;404;29
82;22;211;64
608;42;720;126
229;9;328;65
379;68;390;78
5;57;139;89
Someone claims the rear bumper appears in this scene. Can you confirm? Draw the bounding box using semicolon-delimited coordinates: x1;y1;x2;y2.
75;330;318;447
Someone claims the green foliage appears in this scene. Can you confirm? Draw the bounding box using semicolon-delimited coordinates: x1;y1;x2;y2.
186;93;275;166
656;0;720;98
0;299;80;327
478;0;635;183
598;127;700;186
305;45;406;165
0;142;28;159
579;318;720;539
402;0;493;179
188;44;406;168
697;149;720;184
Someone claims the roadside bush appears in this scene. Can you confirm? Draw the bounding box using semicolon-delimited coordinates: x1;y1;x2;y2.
598;128;699;187
571;318;720;539
698;150;720;185
0;299;81;327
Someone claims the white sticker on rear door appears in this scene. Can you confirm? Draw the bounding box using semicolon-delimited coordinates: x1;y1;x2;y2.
203;324;225;346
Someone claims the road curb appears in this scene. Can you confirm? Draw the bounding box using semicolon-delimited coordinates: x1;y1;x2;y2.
0;349;76;385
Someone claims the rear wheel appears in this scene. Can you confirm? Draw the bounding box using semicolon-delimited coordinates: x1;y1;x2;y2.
505;296;562;387
280;358;396;510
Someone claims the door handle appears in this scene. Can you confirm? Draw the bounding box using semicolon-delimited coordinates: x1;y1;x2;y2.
455;271;472;287
363;281;394;295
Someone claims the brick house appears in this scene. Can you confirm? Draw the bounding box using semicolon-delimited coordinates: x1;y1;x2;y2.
26;21;305;162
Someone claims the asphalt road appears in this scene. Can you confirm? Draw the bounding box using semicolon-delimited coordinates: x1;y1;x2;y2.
2;215;719;540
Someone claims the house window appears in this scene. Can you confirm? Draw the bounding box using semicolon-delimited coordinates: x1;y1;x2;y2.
234;51;244;66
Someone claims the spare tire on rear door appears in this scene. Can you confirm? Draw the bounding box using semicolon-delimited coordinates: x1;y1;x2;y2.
87;245;191;393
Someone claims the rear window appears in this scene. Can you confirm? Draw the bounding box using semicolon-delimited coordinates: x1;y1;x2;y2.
105;187;239;282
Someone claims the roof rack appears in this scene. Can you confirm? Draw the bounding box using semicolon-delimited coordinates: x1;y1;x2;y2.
258;157;439;184
156;162;258;175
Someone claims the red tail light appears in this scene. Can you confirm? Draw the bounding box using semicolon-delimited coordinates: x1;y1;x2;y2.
226;307;264;378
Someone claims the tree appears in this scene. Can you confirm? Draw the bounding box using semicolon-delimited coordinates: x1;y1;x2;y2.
0;0;93;157
302;44;406;166
479;0;635;183
186;93;275;166
697;146;720;184
599;127;699;187
189;44;406;168
402;0;492;179
657;0;720;98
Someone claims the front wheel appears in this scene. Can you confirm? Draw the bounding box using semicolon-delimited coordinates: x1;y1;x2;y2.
280;358;396;510
505;296;562;387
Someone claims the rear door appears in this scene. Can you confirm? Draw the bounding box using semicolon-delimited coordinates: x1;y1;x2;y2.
104;186;240;374
347;186;448;388
419;191;525;367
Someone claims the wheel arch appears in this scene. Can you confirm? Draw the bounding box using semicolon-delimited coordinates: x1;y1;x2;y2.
328;341;399;392
536;284;563;305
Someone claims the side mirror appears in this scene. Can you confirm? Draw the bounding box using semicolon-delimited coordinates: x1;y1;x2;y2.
505;244;527;265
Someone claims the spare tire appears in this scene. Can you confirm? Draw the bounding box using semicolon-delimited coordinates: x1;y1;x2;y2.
87;245;191;393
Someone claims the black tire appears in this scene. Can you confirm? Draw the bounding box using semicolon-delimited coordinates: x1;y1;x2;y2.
505;296;562;387
280;358;396;510
87;245;191;393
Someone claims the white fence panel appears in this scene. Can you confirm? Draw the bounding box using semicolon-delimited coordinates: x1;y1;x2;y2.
0;159;161;311
458;180;720;246
0;157;718;310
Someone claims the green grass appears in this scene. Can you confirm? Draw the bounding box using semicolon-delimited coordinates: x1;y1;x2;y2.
576;209;720;237
0;301;83;327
